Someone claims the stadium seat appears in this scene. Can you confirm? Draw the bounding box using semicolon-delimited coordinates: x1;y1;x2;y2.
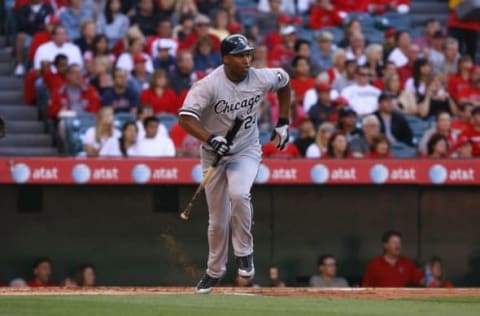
404;115;431;145
289;128;299;141
296;27;315;42
391;142;417;158
381;12;412;31
259;129;271;145
237;7;259;28
346;12;375;28
363;27;385;44
114;112;136;130
156;113;178;132
64;114;96;155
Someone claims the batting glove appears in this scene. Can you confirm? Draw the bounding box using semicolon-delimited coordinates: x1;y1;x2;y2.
271;118;289;150
207;135;231;156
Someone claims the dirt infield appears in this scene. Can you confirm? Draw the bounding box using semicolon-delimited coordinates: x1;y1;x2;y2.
1;287;480;300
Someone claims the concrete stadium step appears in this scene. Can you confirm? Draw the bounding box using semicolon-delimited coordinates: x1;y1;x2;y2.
0;62;12;76
410;0;449;26
0;76;22;90
0;50;13;63
5;120;44;134
0;90;24;104
0;133;52;147
0;146;59;156
0;105;38;120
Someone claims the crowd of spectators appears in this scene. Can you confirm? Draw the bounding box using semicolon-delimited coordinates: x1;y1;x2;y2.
3;231;453;288
4;0;480;158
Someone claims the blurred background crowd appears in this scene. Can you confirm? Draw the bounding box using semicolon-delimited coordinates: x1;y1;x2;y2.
0;0;479;159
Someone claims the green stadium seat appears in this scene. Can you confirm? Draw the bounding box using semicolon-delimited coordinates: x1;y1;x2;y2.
156;113;178;132
64;114;96;155
114;112;136;130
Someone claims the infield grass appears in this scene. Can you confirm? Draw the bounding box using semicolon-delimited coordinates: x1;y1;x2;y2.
0;295;479;316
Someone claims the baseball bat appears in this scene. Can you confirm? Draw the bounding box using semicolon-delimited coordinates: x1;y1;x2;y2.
180;117;244;221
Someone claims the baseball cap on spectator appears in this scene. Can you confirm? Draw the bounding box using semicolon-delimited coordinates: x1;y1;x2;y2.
378;92;395;102
333;96;349;107
278;14;291;25
195;14;211;26
317;31;333;42
280;25;296;36
228;22;242;34
157;39;174;51
45;14;61;25
317;83;331;92
384;28;396;38
339;107;357;117
133;54;146;63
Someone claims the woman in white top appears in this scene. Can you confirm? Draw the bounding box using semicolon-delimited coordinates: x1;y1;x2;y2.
305;122;336;158
82;106;120;157
405;58;431;101
99;121;139;157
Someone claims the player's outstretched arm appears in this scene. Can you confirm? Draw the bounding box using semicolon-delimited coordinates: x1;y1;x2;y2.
271;82;291;149
179;115;211;143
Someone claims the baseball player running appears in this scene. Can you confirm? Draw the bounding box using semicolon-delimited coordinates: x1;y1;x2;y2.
179;34;291;294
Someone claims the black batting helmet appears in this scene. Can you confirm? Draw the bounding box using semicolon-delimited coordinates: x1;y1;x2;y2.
221;34;255;57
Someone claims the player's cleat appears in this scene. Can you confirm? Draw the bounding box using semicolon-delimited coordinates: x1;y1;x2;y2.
196;273;220;294
237;254;255;278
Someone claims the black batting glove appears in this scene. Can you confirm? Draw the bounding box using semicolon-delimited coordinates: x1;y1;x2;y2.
207;134;231;156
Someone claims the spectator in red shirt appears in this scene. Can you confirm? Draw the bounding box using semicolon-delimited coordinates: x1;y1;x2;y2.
48;64;101;118
140;69;178;114
267;25;296;68
178;14;221;52
451;101;473;135
425;257;453;288
447;4;480;61
27;258;57;287
363;230;424;287
427;133;449;158
368;134;392;158
28;14;61;64
457;66;480;107
291;57;315;104
324;132;350;158
458;106;480;157
447;55;474;103
41;53;69;94
333;0;369;13
450;135;473;159
397;44;420;86
309;0;343;30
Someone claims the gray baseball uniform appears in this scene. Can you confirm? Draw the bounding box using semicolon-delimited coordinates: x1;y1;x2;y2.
179;65;289;278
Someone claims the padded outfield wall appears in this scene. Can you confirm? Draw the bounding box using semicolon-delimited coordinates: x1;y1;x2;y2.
1;183;479;287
